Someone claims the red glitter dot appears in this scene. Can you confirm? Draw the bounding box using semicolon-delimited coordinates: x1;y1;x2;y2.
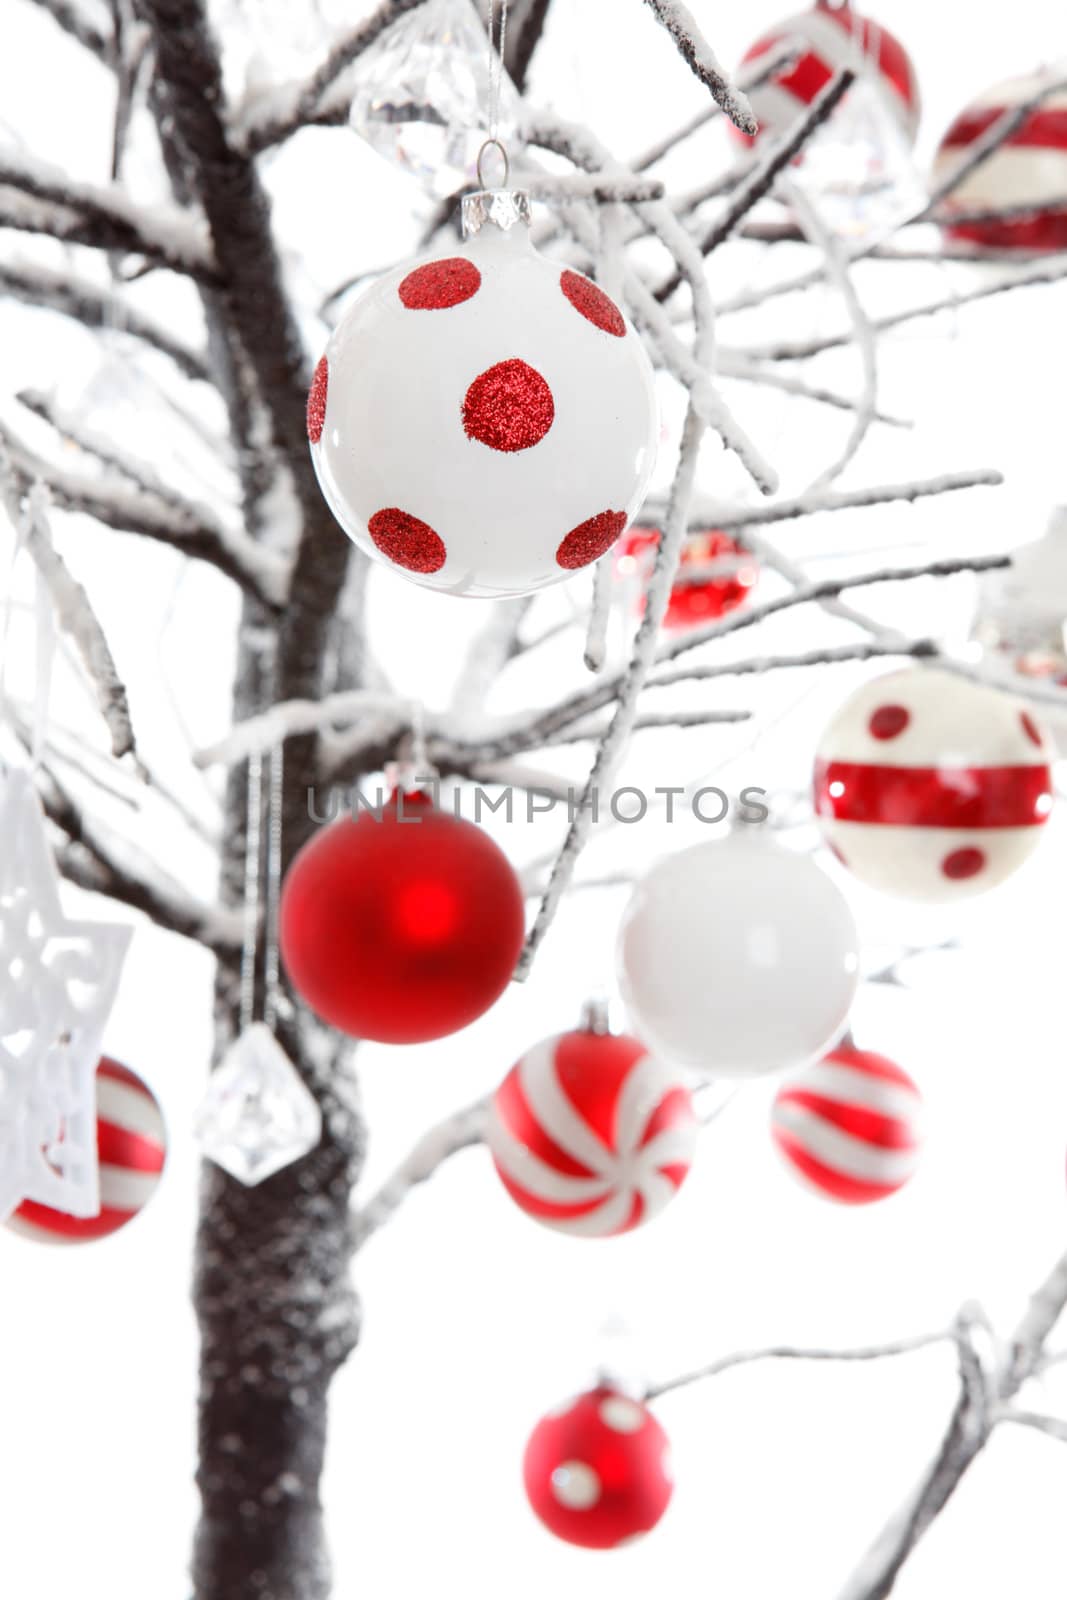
560;269;626;337
307;355;328;444
1021;711;1043;748
398;257;482;311
462;359;555;453
368;509;447;574
869;704;910;740
556;510;628;571
941;847;986;881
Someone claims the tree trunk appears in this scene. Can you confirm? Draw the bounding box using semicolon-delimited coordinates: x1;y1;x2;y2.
133;1;368;1592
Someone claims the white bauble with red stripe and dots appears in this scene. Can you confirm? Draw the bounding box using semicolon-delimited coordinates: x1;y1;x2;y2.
813;666;1054;902
617;835;860;1078
523;1387;673;1549
307;189;657;599
933;73;1067;252
487;1026;698;1237
6;1058;166;1244
739;0;920;147
772;1045;923;1204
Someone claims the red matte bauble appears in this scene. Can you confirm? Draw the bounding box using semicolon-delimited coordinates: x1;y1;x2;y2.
279;792;525;1043
616;527;757;630
523;1387;673;1549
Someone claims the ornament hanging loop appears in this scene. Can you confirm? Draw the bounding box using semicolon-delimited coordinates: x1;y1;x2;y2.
476;136;509;191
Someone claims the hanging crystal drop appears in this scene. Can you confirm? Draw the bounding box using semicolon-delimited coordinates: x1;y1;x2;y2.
348;0;521;197
193;1023;322;1186
790;73;926;239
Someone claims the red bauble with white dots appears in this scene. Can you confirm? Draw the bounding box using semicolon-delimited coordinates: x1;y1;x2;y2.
307;193;657;598
279;790;525;1044
739;0;920;146
772;1045;923;1204
7;1058;166;1244
616;526;758;630
523;1387;673;1549
487;1025;698;1237
814;666;1054;901
933;74;1067;252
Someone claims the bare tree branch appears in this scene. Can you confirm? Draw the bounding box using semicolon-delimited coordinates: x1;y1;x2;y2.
351;1098;488;1254
0;150;216;278
0;259;210;379
647;1330;954;1401
238;0;430;154
641;0;756;135
22;0;110;56
655;69;854;300
22;483;136;759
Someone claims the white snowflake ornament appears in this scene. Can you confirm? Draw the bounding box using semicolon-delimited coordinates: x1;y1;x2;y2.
0;769;132;1222
307;189;659;599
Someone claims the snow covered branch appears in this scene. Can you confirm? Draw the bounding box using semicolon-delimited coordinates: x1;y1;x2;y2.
656;68;854;299
22;0;109;56
641;0;756;135
350;1098;489;1253
238;0;430;154
0;150;217;278
0;259;210;380
647;1330;954;1402
21;483;136;760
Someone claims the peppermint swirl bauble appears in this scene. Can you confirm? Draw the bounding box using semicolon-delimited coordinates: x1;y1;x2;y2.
7;1058;166;1244
772;1045;923;1204
487;1027;698;1237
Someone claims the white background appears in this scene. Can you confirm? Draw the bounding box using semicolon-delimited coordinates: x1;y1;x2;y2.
2;2;1067;1597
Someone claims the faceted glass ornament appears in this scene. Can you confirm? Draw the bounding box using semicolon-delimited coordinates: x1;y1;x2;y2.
348;0;520;197
193;1023;322;1186
790;74;927;239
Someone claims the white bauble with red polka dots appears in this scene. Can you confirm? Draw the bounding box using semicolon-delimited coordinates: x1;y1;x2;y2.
307;190;658;599
523;1387;673;1549
814;667;1054;902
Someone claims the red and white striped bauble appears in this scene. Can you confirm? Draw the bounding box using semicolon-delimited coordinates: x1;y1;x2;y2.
933;72;1067;252
487;1028;698;1237
772;1046;923;1204
814;666;1054;902
523;1387;673;1549
740;0;920;145
7;1058;166;1243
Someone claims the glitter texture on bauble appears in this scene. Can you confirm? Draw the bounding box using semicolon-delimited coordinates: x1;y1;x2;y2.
307;189;658;599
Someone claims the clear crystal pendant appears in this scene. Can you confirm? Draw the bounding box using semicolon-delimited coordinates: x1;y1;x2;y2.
193;1023;322;1186
791;74;926;240
348;0;520;197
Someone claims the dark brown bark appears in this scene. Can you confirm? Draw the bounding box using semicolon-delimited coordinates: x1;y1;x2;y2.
134;2;365;1595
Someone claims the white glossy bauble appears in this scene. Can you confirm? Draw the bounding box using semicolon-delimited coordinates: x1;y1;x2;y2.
616;835;860;1078
814;667;1054;902
307;194;658;598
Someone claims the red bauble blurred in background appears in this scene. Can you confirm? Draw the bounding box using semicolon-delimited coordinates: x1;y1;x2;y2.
772;1045;923;1204
933;74;1067;252
616;526;758;630
279;790;525;1044
523;1387;673;1549
7;1058;166;1244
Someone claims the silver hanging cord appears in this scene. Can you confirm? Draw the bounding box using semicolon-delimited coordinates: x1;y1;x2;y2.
484;0;510;185
263;742;284;1032
239;748;263;1036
